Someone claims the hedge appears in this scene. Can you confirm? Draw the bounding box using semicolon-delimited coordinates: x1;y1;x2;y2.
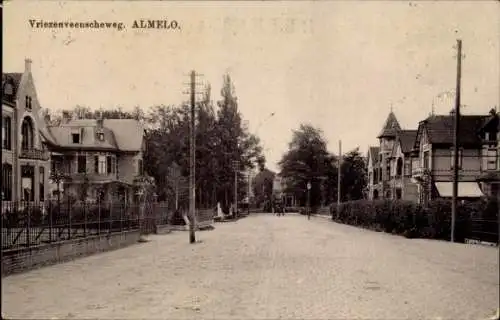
330;198;499;243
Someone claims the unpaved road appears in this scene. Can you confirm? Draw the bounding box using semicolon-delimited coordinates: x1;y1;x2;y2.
2;213;499;319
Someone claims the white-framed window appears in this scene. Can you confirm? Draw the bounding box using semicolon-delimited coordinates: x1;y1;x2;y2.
485;148;497;171
423;150;430;169
98;155;106;174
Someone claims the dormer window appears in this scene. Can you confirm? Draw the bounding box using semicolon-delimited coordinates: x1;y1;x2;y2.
3;83;14;102
97;132;105;141
72;133;80;144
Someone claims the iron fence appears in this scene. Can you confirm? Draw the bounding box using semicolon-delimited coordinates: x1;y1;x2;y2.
467;218;499;245
1;201;148;251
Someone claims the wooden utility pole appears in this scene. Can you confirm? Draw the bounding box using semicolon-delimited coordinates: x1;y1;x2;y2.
233;160;239;218
451;39;462;243
337;140;342;215
189;70;196;244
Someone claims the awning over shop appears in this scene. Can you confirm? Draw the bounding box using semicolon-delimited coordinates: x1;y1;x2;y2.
434;182;484;198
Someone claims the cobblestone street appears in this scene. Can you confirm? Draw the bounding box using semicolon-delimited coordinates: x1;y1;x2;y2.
2;213;499;319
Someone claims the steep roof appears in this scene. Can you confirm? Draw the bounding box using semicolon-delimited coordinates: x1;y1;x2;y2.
2;73;23;88
416;114;488;147
103;119;145;152
377;111;401;138
368;146;380;163
397;130;418;153
46;118;144;152
48;122;117;149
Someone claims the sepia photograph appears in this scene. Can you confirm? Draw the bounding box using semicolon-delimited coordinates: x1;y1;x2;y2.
1;1;499;319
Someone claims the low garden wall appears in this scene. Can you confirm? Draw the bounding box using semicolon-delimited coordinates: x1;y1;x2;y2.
2;230;141;277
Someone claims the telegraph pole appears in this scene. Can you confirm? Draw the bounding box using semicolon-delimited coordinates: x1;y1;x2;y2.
189;70;197;243
451;39;462;243
337;140;342;216
233;160;239;218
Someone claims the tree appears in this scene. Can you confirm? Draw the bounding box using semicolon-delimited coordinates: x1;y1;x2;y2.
43;74;265;212
339;148;368;201
252;164;275;208
279;124;334;207
213;74;263;208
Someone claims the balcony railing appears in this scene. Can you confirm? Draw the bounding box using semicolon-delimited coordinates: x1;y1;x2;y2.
19;148;50;161
412;167;430;178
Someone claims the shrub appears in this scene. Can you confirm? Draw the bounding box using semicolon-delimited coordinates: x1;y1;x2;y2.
329;198;497;243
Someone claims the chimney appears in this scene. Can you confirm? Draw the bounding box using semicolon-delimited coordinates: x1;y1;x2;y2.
25;58;32;73
62;111;71;124
96;111;104;129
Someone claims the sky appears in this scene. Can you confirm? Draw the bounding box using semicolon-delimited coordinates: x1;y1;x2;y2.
3;1;499;173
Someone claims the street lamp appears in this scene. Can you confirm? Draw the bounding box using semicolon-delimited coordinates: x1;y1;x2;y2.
307;181;311;220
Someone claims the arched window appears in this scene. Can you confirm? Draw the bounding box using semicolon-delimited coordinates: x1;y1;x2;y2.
21;116;35;150
2;163;13;201
396;158;403;177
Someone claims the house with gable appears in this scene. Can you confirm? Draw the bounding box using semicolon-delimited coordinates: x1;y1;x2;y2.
476;109;500;198
44;114;148;204
2;59;53;204
366;146;380;199
367;111;403;200
388;129;419;201
411;111;493;205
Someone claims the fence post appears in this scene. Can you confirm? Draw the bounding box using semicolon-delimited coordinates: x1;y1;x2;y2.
109;202;112;234
84;202;87;237
98;201;101;235
120;203;123;232
26;202;31;248
49;201;53;242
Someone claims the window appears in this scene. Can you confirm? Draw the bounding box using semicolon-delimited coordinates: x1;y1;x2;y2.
98;156;106;174
97;132;105;141
21;117;34;150
72;133;80;144
3;83;14;101
2;163;13;201
2;116;12;150
21;165;35;201
25;96;33;110
386;161;391;180
450;149;463;169
107;156;112;174
94;155;99;173
423;151;430;169
94;155;106;174
486;148;497;171
39;167;45;201
77;155;87;173
404;160;411;176
485;131;497;142
396;158;403;177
